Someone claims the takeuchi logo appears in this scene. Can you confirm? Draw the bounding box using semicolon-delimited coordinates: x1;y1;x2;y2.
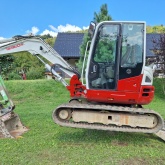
6;43;23;50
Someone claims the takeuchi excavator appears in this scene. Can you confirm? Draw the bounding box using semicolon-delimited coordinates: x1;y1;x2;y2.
0;21;164;141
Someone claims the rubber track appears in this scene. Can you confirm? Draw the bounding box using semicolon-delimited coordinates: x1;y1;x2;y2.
52;103;164;134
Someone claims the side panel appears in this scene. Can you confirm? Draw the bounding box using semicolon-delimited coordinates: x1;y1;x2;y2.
86;75;154;105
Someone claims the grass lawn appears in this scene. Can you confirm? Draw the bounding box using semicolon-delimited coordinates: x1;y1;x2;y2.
0;79;165;165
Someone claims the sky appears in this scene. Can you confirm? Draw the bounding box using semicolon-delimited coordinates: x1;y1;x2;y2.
0;0;165;39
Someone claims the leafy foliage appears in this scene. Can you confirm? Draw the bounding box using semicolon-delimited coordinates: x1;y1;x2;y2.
0;55;15;78
0;52;45;80
147;25;165;33
39;34;53;40
76;33;91;72
93;4;112;23
7;72;22;80
11;52;45;80
39;34;56;47
77;3;112;72
152;33;165;94
26;67;45;80
94;39;114;62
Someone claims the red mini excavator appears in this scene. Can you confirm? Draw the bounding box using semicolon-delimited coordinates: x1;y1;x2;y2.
0;21;164;141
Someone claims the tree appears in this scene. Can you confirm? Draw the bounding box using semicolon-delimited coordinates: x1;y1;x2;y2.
39;34;53;40
146;25;165;33
93;4;112;23
12;52;45;80
152;33;165;94
0;55;15;79
44;37;56;47
76;33;91;73
0;51;45;80
39;34;56;47
77;4;112;72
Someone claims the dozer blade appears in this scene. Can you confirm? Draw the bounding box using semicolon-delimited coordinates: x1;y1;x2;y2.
0;112;28;138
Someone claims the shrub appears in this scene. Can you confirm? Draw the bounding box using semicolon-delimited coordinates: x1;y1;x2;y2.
7;72;22;80
26;67;45;80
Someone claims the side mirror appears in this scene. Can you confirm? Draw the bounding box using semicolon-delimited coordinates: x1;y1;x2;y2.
88;21;96;39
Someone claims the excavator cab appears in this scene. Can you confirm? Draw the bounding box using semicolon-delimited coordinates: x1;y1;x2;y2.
87;22;144;90
0;75;28;138
85;22;153;105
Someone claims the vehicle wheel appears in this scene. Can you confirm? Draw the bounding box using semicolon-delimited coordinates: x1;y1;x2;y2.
58;109;71;120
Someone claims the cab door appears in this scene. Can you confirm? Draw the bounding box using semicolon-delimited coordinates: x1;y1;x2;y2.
87;23;120;90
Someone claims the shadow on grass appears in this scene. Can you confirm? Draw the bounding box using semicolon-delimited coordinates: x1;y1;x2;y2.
153;78;165;100
55;128;160;146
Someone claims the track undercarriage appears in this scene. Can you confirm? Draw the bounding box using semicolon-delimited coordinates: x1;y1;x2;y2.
52;101;165;141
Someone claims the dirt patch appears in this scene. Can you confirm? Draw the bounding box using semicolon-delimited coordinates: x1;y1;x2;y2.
111;140;128;146
118;157;165;165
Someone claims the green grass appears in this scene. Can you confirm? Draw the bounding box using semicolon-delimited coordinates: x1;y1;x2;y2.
0;79;165;165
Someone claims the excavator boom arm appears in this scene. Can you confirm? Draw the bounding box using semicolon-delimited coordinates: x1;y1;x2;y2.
0;36;80;85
